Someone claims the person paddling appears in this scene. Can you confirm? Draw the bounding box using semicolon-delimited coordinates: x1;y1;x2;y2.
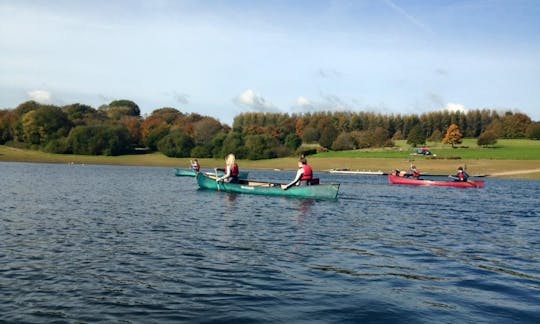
283;156;313;190
451;166;469;182
216;153;240;184
190;159;200;172
409;165;420;179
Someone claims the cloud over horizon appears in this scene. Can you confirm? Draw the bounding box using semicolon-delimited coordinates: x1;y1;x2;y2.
27;90;52;104
233;89;280;113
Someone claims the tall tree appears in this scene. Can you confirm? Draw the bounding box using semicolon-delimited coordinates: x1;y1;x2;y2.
406;125;426;147
443;123;463;148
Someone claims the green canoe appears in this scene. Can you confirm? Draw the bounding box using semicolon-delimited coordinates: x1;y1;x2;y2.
196;172;340;200
175;168;249;178
175;168;198;177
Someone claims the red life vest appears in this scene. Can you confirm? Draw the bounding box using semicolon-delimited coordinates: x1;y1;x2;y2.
301;164;313;181
412;170;420;178
230;164;239;177
458;171;465;181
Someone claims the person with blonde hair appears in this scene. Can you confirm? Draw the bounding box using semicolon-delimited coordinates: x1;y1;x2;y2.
216;153;240;183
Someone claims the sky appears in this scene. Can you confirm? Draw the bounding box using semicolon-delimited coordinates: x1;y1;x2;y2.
1;0;539;125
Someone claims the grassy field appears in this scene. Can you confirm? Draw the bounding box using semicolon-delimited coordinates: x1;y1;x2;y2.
1;140;540;179
316;139;540;160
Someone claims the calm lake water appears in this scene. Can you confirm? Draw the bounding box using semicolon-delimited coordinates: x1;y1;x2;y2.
1;162;539;323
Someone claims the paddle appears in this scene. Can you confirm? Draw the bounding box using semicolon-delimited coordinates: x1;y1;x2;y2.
448;174;476;185
215;168;220;192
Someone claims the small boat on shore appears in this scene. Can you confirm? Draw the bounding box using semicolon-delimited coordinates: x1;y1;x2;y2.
388;174;484;188
196;173;340;200
175;168;249;178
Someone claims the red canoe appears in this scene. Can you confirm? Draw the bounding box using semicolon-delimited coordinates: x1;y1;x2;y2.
388;174;485;188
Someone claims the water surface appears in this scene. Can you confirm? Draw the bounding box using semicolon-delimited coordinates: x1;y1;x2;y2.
1;162;539;323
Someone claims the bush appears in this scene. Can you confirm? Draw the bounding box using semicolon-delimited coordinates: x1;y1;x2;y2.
477;130;498;147
332;132;355;151
157;130;194;158
44;138;70;154
67;125;131;155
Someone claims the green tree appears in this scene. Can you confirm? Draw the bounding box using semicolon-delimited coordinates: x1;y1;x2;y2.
67;125;131;155
407;125;426;147
0;110;17;144
319;123;339;148
157;130;194;157
501;112;531;138
62;103;100;126
477;130;498;147
372;127;389;147
428;129;443;142
192;117;223;146
108;99;140;116
21;106;71;146
144;125;169;150
220;131;245;159
351;130;373;148
442;123;463;148
332;132;355;151
301;126;319;143
244;134;279;160
284;133;301;151
526;122;540;140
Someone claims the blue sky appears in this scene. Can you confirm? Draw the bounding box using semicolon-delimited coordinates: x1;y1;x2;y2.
1;0;539;125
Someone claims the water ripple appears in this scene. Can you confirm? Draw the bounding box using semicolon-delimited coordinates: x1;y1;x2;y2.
1;163;539;322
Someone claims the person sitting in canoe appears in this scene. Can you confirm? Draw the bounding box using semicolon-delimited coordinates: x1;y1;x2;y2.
282;156;313;190
391;169;407;177
451;166;469;182
409;165;421;179
216;153;240;184
190;159;200;172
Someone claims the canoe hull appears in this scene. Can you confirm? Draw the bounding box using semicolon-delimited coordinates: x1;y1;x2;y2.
175;169;198;177
196;173;340;199
388;175;484;188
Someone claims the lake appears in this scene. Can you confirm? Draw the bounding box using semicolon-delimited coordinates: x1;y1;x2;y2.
1;162;539;323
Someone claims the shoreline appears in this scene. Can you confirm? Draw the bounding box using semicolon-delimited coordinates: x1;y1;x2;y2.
2;145;539;180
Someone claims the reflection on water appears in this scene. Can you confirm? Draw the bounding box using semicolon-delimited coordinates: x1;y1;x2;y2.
1;162;539;323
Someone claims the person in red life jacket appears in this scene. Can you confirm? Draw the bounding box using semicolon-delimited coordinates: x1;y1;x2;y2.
283;157;313;190
190;159;200;172
453;166;469;182
216;153;240;184
409;165;420;179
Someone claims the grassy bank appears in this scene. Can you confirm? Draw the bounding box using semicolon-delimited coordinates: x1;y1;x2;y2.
1;142;540;180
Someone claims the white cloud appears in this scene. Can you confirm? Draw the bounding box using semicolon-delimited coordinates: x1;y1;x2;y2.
296;96;311;107
27;89;52;104
233;89;279;113
444;103;467;113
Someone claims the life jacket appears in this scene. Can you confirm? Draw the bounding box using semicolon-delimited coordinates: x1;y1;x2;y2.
412;170;420;178
230;164;239;177
301;164;313;181
192;163;200;172
458;171;465;181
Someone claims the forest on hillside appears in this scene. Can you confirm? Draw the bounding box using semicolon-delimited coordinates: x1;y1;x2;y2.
1;100;539;159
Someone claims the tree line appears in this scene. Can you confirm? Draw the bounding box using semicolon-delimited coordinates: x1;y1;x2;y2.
1;99;539;159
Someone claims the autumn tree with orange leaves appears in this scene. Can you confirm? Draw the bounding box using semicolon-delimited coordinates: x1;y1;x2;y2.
443;123;463;148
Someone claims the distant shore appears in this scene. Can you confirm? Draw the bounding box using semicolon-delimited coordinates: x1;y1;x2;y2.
2;145;539;180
